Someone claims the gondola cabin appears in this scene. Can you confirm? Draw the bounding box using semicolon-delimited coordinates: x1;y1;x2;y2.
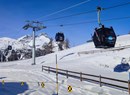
7;45;12;50
55;32;65;42
92;25;117;48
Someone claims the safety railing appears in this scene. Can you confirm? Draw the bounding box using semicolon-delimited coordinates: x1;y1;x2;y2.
42;65;130;93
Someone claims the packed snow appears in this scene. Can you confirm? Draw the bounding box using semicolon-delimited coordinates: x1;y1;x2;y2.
0;34;130;95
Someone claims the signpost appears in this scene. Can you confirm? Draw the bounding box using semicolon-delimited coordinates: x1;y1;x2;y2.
41;82;45;88
68;85;72;92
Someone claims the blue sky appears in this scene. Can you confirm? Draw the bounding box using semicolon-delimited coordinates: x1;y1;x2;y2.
0;0;130;46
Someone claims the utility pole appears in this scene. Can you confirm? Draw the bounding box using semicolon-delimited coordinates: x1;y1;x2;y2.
23;21;46;65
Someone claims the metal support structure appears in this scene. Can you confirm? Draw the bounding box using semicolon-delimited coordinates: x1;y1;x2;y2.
66;70;68;78
48;67;50;73
128;71;130;81
32;28;36;65
99;75;102;87
97;6;102;27
128;72;130;94
80;72;82;81
23;21;46;65
128;80;130;94
56;54;59;95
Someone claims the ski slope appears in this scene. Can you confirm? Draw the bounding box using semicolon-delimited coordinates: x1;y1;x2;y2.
0;34;130;95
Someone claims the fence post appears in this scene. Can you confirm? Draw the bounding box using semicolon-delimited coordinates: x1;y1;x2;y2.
55;54;59;95
66;70;68;78
48;67;50;73
80;72;82;81
42;66;43;71
128;80;130;94
99;75;102;87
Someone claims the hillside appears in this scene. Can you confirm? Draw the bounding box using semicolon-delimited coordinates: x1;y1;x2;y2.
0;34;130;95
39;34;130;80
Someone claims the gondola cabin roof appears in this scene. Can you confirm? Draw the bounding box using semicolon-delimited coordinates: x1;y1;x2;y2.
94;25;116;37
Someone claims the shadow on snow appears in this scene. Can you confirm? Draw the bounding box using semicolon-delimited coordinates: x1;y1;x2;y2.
0;82;29;95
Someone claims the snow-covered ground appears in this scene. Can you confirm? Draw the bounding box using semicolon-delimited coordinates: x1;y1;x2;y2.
0;34;130;95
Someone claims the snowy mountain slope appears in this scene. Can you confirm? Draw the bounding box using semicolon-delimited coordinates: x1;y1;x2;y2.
0;33;51;50
0;34;130;95
17;35;32;43
0;37;16;49
28;33;50;49
0;37;24;50
0;33;66;53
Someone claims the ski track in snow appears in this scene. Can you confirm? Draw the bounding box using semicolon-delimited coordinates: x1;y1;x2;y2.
0;67;57;95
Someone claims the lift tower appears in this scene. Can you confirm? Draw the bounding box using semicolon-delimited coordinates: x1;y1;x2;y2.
23;21;46;65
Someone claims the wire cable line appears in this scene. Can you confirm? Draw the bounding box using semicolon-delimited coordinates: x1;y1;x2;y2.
41;1;130;22
35;0;93;20
46;16;130;27
43;10;96;22
102;1;130;10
